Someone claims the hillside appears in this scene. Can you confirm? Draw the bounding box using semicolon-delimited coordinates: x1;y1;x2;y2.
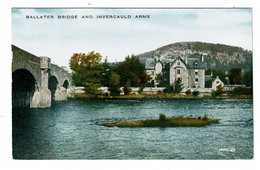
137;42;252;71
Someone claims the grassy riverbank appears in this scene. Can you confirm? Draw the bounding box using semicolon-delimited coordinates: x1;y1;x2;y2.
99;114;220;128
74;93;252;99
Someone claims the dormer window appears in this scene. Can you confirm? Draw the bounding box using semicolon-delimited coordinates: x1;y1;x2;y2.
193;61;199;67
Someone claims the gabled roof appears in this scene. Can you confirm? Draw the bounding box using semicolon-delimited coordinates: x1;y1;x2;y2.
212;76;223;83
173;56;187;65
141;56;206;70
186;58;206;69
140;58;155;70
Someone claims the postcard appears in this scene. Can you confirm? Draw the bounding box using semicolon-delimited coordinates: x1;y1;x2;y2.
11;8;253;160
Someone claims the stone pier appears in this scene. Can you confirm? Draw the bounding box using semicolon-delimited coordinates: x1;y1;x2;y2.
31;57;52;108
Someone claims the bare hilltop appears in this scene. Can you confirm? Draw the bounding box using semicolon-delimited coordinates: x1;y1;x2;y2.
137;41;252;71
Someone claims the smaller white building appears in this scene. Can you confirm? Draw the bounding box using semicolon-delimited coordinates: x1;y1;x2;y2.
212;76;224;91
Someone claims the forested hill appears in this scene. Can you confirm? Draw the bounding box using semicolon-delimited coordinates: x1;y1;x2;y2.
137;42;252;71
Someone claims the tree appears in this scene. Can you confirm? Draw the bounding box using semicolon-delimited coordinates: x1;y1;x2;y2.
114;55;146;87
155;73;164;87
138;72;152;91
69;51;103;95
123;80;132;95
243;67;253;88
173;78;183;94
108;72;121;96
100;57;111;87
228;68;242;85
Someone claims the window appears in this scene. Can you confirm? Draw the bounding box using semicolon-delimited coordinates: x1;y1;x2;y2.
193;61;199;67
216;81;219;84
177;69;181;74
195;78;199;82
195;70;198;75
177;62;180;65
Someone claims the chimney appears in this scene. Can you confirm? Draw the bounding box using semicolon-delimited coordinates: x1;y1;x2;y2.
201;55;204;62
185;56;187;64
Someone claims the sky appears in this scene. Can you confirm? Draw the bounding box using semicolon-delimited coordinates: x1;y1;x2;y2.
12;8;252;68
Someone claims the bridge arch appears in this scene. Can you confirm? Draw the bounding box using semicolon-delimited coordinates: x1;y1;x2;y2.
12;69;38;108
62;79;69;89
48;75;59;103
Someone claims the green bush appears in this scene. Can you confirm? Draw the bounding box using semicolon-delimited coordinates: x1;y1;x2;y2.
146;80;155;87
138;87;143;94
211;85;224;97
108;86;121;96
159;114;167;122
192;90;200;97
163;85;173;94
108;72;121;96
231;86;252;95
185;89;191;95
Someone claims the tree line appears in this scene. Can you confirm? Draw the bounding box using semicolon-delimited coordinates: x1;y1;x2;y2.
69;51;253;96
69;51;151;96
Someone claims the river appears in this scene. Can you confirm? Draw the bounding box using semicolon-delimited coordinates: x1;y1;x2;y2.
12;98;253;159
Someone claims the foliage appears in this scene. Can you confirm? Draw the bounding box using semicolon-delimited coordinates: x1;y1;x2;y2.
123;80;132;95
190;42;243;55
155;73;164;87
159;114;167;122
108;72;121;96
231;86;252;95
69;52;103;95
228;68;242;85
205;69;228;84
114;55;146;87
100;57;111;87
173;79;183;94
163;85;174;94
243;67;253;88
185;89;191;95
138;72;152;91
83;82;102;95
146;80;155;87
211;84;224;97
192;90;200;97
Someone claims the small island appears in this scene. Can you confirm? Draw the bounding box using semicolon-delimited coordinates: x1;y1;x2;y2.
99;114;220;128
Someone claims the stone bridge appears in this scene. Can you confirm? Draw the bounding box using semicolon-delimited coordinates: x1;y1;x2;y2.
12;45;74;108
